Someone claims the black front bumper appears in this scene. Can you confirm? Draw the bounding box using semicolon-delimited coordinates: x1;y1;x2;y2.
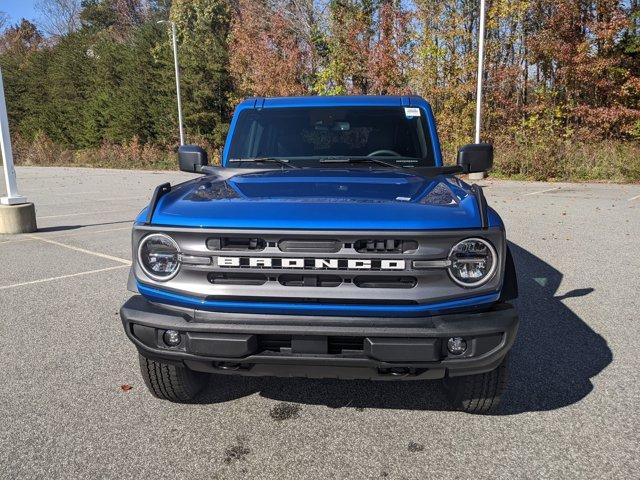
120;295;518;381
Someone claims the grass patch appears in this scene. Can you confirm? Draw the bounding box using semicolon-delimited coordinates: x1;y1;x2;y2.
490;136;640;183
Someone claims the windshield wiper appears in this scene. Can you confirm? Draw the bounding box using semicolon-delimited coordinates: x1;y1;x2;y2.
228;157;300;169
319;157;465;177
318;156;400;169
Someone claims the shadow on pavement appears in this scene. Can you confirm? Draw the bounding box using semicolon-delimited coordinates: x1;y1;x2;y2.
36;220;132;233
497;243;611;414
196;242;612;414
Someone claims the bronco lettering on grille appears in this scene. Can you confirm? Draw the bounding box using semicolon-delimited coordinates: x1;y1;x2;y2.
217;257;406;271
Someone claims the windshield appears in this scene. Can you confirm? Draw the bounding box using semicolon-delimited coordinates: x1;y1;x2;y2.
227;106;436;168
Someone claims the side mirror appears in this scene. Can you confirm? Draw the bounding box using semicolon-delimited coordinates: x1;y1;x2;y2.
178;145;209;173
457;143;493;174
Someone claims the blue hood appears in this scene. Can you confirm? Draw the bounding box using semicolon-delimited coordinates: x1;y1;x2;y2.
143;169;489;230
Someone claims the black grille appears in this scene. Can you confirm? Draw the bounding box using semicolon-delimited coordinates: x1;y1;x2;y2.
279;239;342;253
328;336;365;354
258;335;290;352
257;335;365;354
354;276;417;289
354;239;418;253
278;274;342;287
208;273;267;285
207;237;266;251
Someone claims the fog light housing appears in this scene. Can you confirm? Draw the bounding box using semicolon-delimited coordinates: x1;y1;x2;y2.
163;329;181;347
447;337;467;355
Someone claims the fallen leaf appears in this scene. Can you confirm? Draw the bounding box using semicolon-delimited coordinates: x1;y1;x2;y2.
408;441;425;453
120;384;133;392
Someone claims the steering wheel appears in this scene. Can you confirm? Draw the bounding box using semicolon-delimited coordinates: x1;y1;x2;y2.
367;149;402;157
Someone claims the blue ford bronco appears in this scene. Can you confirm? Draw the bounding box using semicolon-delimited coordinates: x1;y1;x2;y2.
120;96;519;413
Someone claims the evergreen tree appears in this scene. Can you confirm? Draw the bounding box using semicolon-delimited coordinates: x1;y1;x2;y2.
171;0;232;146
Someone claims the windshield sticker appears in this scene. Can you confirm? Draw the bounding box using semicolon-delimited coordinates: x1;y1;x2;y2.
404;107;421;118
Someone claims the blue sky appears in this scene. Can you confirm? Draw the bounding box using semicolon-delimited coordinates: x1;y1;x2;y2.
2;0;38;25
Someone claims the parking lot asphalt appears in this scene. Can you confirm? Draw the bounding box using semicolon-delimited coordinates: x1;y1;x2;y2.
1;166;639;479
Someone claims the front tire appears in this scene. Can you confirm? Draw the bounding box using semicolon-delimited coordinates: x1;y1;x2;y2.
443;355;509;414
138;354;207;402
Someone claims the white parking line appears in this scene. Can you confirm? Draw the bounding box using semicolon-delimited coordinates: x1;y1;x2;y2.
27;235;131;265
36;195;148;207
524;187;561;196
0;226;132;246
38;208;136;219
628;194;640;202
20;190;96;197
0;265;129;290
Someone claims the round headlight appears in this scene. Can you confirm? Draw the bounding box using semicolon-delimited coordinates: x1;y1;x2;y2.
447;238;497;287
138;233;180;281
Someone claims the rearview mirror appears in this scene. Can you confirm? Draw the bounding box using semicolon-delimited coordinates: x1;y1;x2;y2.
457;143;493;174
178;145;209;173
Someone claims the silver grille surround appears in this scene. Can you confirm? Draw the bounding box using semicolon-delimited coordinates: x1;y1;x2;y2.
133;225;506;305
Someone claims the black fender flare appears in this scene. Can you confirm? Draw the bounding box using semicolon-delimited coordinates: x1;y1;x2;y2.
499;245;518;302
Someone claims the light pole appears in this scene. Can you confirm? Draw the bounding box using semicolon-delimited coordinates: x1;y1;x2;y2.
0;68;25;206
469;0;487;181
158;20;185;146
0;67;37;233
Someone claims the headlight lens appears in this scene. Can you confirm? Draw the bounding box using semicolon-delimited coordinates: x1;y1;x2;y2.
138;233;180;281
448;238;497;287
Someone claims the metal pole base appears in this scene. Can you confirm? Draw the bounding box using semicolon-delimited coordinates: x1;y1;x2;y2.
0;195;27;206
0;202;37;234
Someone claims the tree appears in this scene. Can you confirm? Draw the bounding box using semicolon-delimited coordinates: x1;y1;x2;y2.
0;12;8;32
79;0;153;38
171;0;233;145
0;21;49;138
527;0;640;138
82;21;176;145
229;0;311;98
368;0;412;95
36;0;82;37
315;0;376;94
412;0;480;151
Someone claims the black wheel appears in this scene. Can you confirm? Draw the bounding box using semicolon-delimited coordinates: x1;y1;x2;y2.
443;355;509;414
138;354;208;402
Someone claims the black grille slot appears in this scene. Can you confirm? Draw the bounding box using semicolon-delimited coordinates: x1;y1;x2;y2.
279;239;342;253
258;335;291;352
354;239;418;253
208;273;267;286
256;335;364;354
207;237;266;251
328;337;365;354
278;274;342;287
354;276;417;289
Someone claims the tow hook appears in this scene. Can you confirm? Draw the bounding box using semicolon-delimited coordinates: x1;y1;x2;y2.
380;367;410;377
215;362;242;371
